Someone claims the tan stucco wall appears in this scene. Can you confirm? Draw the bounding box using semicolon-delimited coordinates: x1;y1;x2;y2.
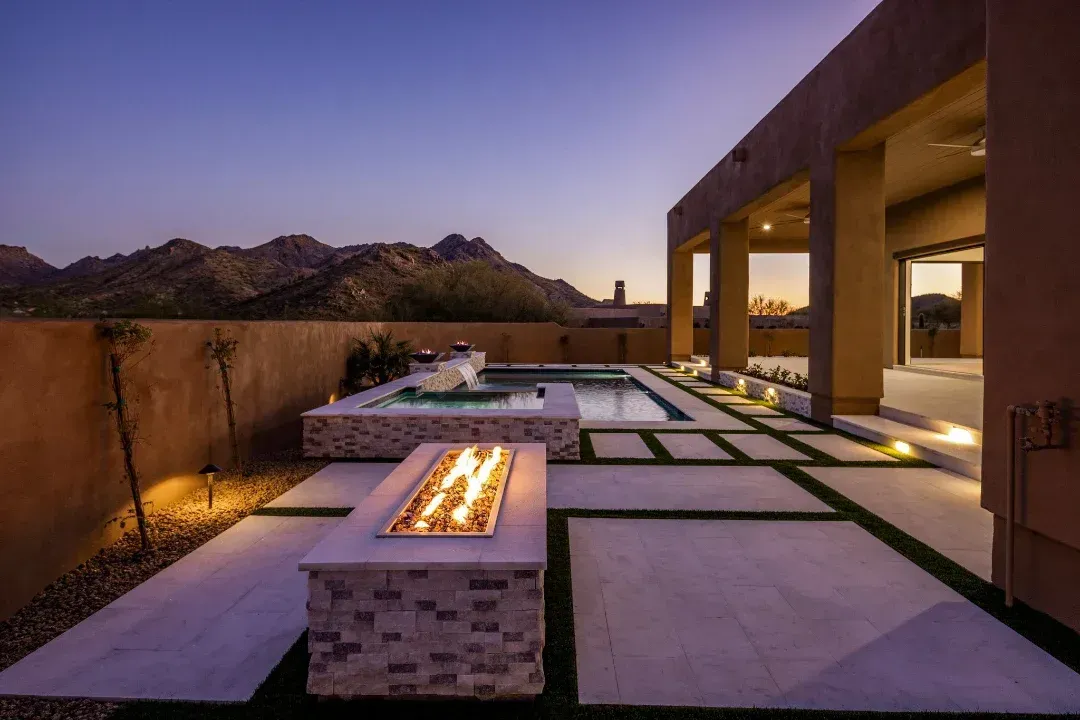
0;319;668;619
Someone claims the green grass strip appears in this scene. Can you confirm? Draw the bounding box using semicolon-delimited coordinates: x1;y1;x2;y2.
251;506;354;517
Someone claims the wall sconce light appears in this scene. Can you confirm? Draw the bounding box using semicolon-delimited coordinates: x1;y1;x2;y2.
198;463;223;509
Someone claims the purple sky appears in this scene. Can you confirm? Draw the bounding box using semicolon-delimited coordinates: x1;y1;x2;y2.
0;0;944;305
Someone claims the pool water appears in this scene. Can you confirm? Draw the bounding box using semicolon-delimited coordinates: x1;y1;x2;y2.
376;390;543;410
475;370;689;421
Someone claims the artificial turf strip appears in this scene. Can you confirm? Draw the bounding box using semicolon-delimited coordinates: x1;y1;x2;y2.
251;507;354;517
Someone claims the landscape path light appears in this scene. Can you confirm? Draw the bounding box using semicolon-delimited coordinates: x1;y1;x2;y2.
198;463;223;509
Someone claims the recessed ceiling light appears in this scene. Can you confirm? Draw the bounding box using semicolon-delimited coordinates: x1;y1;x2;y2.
762;223;772;231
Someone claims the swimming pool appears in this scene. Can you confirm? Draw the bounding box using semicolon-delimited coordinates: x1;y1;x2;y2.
474;369;690;421
376;389;544;410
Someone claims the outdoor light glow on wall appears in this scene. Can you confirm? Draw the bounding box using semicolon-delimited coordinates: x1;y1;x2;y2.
198;463;222;509
764;387;779;403
894;441;911;454
946;427;975;444
737;378;746;392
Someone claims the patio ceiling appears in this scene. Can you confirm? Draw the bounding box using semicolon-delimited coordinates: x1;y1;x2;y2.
740;81;987;251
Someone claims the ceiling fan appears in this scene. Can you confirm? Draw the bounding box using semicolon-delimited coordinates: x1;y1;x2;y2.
928;126;986;157
761;205;810;231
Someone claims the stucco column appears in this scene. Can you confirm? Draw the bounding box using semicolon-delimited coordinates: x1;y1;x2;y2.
709;217;749;377
959;261;984;357
809;144;886;421
667;249;694;362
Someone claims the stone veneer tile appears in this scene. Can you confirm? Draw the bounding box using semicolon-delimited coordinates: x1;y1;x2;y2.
307;568;545;699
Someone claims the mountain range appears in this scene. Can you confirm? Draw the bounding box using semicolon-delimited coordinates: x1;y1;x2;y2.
0;234;598;319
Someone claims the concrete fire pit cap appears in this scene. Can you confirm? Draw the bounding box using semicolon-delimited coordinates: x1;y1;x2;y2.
298;443;547;571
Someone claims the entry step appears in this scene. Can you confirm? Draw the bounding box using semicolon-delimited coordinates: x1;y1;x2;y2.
832;414;981;480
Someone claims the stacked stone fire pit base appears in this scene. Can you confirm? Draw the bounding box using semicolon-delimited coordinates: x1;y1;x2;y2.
299;443;547;700
306;568;544;698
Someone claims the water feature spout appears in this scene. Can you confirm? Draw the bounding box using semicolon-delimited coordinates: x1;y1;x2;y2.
457;363;480;390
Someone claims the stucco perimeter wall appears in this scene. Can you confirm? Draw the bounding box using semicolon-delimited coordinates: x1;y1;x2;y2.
0;319;656;619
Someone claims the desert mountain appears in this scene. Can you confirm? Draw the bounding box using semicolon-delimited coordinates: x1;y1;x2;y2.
0;245;57;285
0;234;598;318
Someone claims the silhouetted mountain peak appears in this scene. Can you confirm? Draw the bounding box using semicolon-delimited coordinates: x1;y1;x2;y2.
0;245;57;285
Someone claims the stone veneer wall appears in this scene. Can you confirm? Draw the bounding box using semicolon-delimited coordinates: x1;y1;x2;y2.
307;568;545;698
713;370;813;417
303;415;579;460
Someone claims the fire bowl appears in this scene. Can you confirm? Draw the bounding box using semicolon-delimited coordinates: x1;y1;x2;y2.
410;350;440;364
450;342;474;353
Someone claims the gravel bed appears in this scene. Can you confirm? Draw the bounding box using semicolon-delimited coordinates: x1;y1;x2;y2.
0;455;327;720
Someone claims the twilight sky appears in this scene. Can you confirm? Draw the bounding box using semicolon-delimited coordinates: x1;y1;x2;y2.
1;0;962;306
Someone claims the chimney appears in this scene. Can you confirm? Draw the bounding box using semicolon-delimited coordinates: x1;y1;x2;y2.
613;280;626;308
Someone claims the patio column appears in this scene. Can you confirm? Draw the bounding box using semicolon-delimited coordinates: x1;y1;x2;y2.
667;249;694;362
809;144;886;421
960;261;984;357
709;217;749;377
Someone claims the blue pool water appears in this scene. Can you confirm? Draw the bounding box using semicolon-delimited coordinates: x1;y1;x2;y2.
375;369;690;421
476;369;689;421
376;390;543;410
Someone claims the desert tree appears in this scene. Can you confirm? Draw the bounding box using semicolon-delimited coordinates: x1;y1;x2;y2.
98;320;154;550
206;328;242;472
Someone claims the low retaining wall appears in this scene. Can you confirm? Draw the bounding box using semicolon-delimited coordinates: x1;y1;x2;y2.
711;370;813;418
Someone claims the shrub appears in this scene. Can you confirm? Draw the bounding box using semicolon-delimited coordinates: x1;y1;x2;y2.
343;329;413;392
740;363;809;392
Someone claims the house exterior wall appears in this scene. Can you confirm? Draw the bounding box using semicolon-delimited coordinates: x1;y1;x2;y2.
982;0;1080;631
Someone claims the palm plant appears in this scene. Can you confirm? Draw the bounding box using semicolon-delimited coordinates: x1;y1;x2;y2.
343;329;413;392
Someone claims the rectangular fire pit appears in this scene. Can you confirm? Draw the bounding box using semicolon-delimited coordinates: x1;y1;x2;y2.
299;443;547;699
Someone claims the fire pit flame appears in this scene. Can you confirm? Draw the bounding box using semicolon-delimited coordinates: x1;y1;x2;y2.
382;445;513;536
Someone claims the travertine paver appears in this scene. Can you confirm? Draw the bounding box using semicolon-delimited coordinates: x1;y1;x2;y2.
701;391;754;403
590;432;655;459
803;467;992;579
0;516;342;701
677;382;712;389
720;433;811;461
729;404;784;416
656;433;732;460
266;462;398;507
571;517;1080;711
795;434;899;462
758;417;824;432
549;465;831;512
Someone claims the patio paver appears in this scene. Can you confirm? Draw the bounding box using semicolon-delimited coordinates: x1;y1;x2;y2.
802;467;992;579
265;462;398;507
570;517;1080;711
720;433;811;461
728;404;784;416
655;433;732;460
589;433;654;459
795;434;900;462
549;465;831;512
758;417;824;432
0;516;342;702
